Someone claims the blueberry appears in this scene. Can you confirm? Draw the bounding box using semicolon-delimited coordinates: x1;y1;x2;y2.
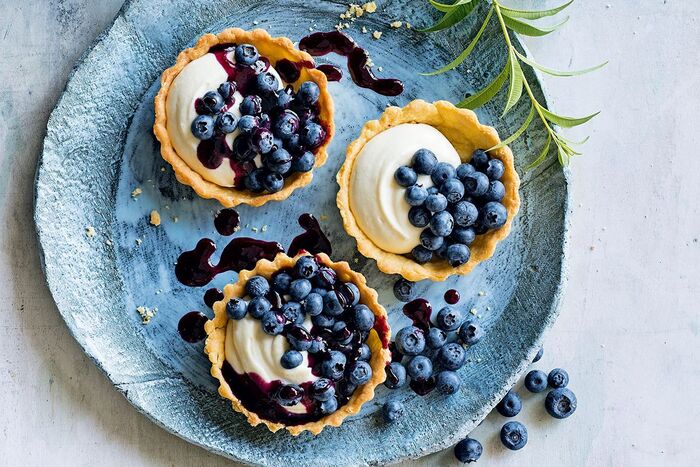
237;114;259;133
247;297;271;319
300;122;326;148
272;272;292;294
323;291;344;316
349;361;373;385
286;325;313;351
405;185;428;206
308;336;327;353
447;243;471;267
251;127;275;154
312;313;335;328
438;342;466;370
450;226;476;245
233;135;257;163
201;90;224;113
320;397;339;414
393;278;416;302
497;390;522;417
359;344;371;361
500;421;528;450
486;158;505;180
456;162;476;181
533;347;544;363
303;292;324;316
291;151;315;172
394;166;418;187
408;206;431;228
427;186;439;195
240;95;262;115
525;370;548;393
430;211;454;237
191;115;215;140
463;172;490;196
420;229;444;251
454;437;483;463
435;242;449;260
311;287;327;296
331;321;353;344
218;81;235;99
548;368;569;388
352;304;375;332
407;355;433;380
482;180;505;202
275;384;303;406
481;202;508;229
246;276;270;297
545;387;577;419
394;326;425;356
436;306;464;331
244;168;265;192
264;148;292;175
431;162;457;186
262;171;284;193
261;312;284;335
426;328;447;349
342;282;361;306
256;72;279;94
320;350;346;380
411;245;433;264
297;81;321;106
313;267;336;288
337;379;358;398
281;301;303;323
215;112;238;133
226;298;247;320
289;279;312;301
281;350;303;369
295;106;317;124
436;371;461;395
450;202;479;228
383;400;405;423
272;110;300;140
234;44;259;66
458;321;483;345
384;362;407;389
311;378;335;401
440;178;465;203
411;148;438;175
424;193;448;213
470;149;489;170
275;88;295;109
295;255;318;279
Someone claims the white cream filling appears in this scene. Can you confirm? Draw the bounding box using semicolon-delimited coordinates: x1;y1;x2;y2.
225;314;317;415
165;52;283;187
349;123;462;254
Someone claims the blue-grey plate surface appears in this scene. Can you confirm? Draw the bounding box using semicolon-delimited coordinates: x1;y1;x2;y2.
34;0;569;465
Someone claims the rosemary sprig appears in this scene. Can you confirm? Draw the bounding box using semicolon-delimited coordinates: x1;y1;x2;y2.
421;0;606;168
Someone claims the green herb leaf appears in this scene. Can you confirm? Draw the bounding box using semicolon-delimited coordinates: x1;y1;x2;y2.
428;0;464;13
502;15;569;36
489;104;535;150
540;106;599;127
456;59;510;109
420;0;481;32
422;7;494;76
558;134;590;145
557;143;571;165
502;50;525;115
527;132;552;169
515;50;607;77
499;0;574;20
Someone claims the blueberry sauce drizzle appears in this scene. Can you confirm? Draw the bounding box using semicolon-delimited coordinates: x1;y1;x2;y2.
409;375;437;396
178;311;209;343
288;213;332;256
403;298;432;331
316;64;343;82
299;31;404;96
444;289;460;305
214;208;241;236
203;288;224;308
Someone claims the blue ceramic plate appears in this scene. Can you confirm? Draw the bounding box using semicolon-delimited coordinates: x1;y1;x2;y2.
34;0;568;464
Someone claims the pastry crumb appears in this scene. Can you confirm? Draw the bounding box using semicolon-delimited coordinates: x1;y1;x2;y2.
251;227;259;232
135;238;142;245
390;20;402;29
363;1;377;13
149;210;161;226
320;214;329;221
105;239;113;246
262;225;268;232
172;216;179;223
372;30;382;40
405;22;412;29
253;20;259;25
131;187;142;199
160;167;166;172
377;66;383;72
136;306;157;325
85;226;96;238
361;26;368;33
470;308;478;315
478;291;485;296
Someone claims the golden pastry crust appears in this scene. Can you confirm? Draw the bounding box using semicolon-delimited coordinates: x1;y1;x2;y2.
203;253;391;436
153;28;335;207
337;100;520;282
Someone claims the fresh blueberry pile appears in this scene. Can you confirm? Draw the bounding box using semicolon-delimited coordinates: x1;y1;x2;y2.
190;43;327;194
225;255;378;416
394;148;508;267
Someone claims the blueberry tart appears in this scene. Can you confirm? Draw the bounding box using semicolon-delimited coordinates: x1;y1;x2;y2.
337;100;520;281
154;28;334;207
204;253;391;435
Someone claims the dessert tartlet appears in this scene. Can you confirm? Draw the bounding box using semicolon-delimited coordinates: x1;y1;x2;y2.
337;100;520;282
204;252;391;435
154;28;335;207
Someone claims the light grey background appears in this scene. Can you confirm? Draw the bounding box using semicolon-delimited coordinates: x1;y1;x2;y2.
1;1;697;466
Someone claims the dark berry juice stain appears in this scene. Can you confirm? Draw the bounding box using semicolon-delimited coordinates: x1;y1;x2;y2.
214;208;241;236
444;289;460;305
373;314;390;348
403;298;432;331
203;288;224;308
388;342;403;363
178;311;208;343
288;213;332;256
275;58;314;83
316;64;342;82
385;362;401;386
299;31;404;96
410;375;437;396
176;237;284;287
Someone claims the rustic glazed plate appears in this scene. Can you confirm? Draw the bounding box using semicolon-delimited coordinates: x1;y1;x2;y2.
34;0;569;465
